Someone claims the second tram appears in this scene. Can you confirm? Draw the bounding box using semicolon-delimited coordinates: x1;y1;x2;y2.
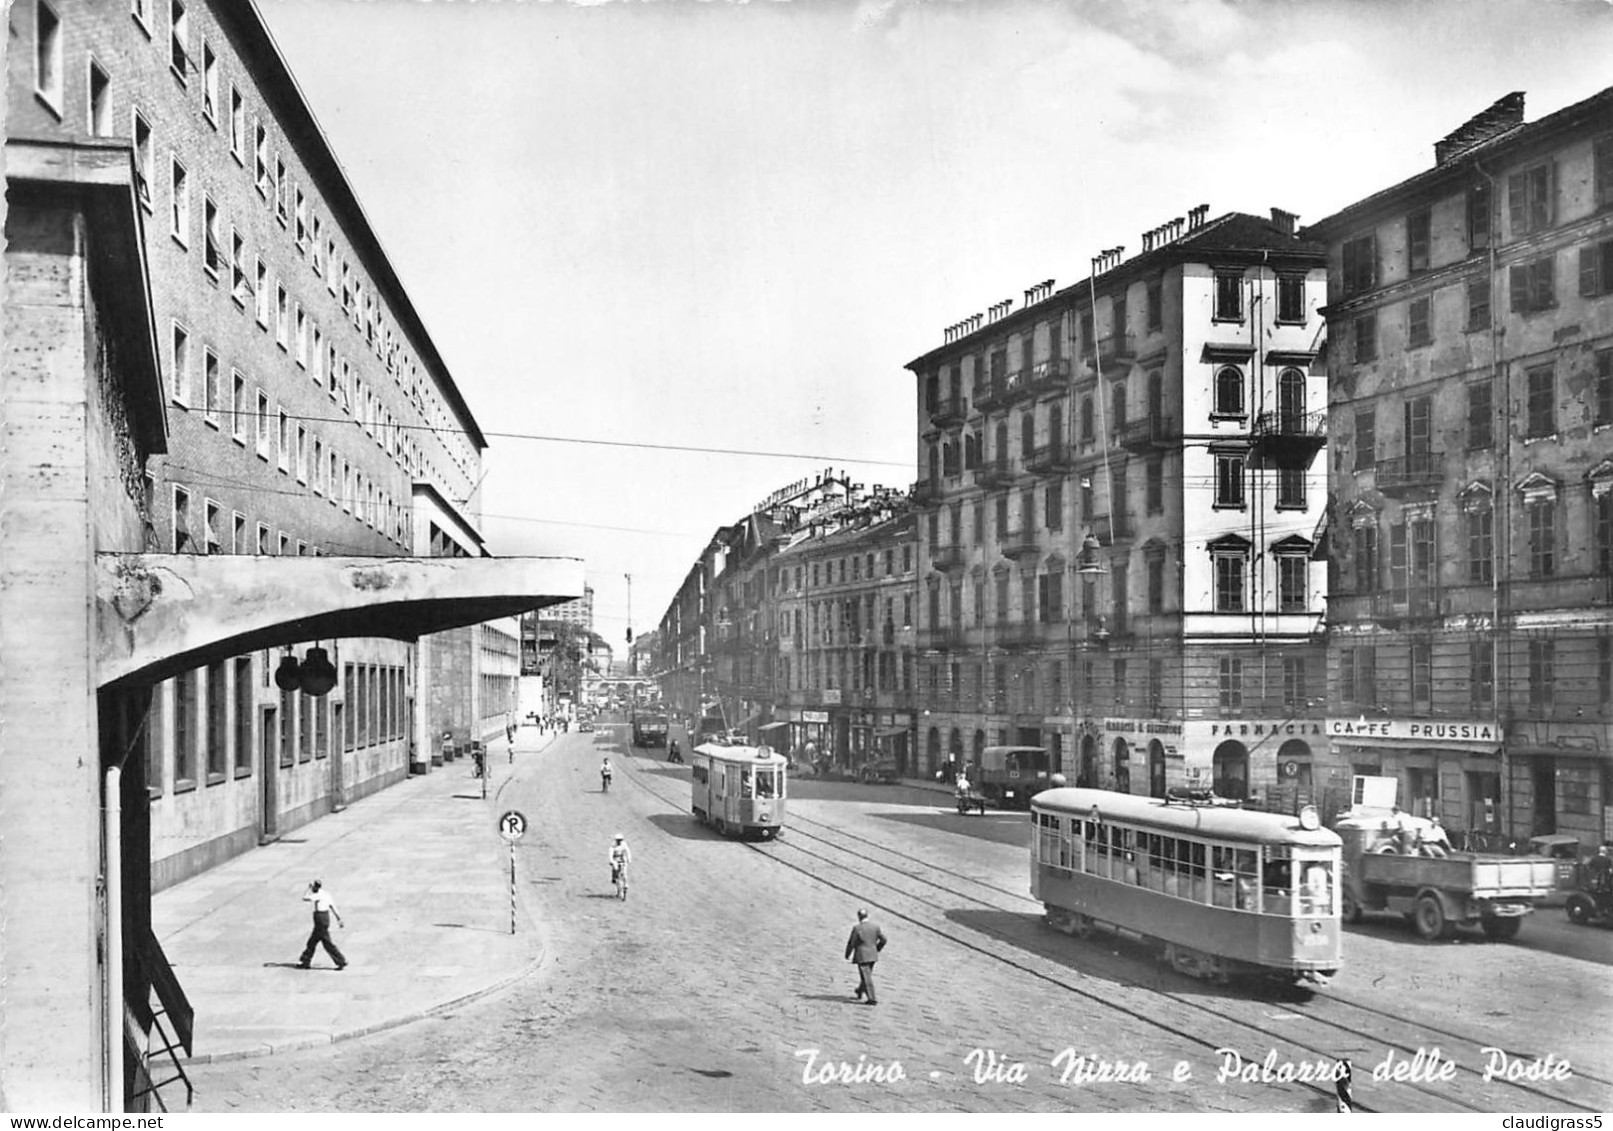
1031;787;1342;983
691;742;787;839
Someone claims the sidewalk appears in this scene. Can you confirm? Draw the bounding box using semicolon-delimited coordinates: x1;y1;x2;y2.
152;724;560;1063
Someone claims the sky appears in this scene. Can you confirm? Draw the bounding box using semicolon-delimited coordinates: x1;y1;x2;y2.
256;0;1613;648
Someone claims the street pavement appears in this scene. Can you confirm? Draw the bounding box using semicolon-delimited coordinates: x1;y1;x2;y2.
174;718;1612;1113
152;725;558;1062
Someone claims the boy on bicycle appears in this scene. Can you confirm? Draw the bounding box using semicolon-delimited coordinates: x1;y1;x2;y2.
601;757;614;791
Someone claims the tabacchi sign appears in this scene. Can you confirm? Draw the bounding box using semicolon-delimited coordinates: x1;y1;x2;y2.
1326;718;1503;745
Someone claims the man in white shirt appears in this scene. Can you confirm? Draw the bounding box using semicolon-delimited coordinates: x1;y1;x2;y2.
297;879;346;970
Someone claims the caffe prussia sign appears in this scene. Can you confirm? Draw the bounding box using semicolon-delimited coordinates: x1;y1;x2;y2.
1326;718;1503;746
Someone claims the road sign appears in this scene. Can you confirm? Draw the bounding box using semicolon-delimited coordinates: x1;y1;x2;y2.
498;810;527;842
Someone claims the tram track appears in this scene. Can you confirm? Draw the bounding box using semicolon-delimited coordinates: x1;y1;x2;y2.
616;752;1608;1113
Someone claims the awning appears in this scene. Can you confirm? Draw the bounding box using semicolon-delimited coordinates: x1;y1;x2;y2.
759;721;790;733
875;726;909;738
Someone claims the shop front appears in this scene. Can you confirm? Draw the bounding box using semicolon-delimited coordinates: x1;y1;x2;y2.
1101;718;1184;796
1326;717;1504;836
1180;719;1328;811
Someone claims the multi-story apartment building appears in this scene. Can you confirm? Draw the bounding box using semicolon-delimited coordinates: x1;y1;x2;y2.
7;1;510;886
548;585;596;631
907;209;1331;809
772;502;918;773
1306;89;1613;846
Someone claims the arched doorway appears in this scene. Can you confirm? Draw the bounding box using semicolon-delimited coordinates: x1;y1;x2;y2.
1148;738;1167;798
1213;740;1248;800
1079;733;1097;787
927;726;941;777
1112;737;1131;794
972;728;986;772
1276;738;1314;813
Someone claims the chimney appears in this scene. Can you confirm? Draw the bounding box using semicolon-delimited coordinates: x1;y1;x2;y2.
1269;207;1299;236
1187;204;1210;230
1435;92;1525;165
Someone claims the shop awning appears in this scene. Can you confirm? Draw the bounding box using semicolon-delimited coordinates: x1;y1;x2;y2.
875;726;909;738
759;721;790;733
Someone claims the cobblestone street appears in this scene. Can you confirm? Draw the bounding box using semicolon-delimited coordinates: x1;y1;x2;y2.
187;727;1613;1113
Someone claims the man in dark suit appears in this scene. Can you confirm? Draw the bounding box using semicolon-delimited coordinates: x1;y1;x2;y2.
844;908;887;1005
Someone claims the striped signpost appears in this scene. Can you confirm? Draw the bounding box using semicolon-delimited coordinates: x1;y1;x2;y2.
498;810;527;935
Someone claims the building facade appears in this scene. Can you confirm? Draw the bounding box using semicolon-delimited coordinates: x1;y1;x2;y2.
907;210;1332;809
1307;89;1613;847
548;584;595;631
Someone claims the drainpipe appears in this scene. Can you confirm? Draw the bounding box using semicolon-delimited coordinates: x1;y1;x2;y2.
105;766;124;1113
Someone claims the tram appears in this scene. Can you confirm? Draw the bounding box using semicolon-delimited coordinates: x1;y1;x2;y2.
691;742;788;839
1031;787;1343;983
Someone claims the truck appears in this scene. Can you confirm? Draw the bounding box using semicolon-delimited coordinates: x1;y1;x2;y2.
631;714;668;748
1334;809;1555;941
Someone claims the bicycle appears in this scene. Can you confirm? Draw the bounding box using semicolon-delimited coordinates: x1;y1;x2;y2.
601;772;612;793
611;863;628;901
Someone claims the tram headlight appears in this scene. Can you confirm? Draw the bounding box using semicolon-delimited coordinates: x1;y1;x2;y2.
1299;805;1320;831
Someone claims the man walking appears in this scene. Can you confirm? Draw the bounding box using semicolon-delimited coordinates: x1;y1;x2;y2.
844;908;886;1005
297;879;346;970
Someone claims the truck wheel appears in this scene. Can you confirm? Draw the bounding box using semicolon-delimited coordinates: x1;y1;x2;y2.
1567;895;1594;926
1481;916;1521;941
1341;890;1363;925
1414;894;1447;940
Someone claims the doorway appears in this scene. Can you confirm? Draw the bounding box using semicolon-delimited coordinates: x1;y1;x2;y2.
259;705;279;841
1532;758;1556;837
1148;739;1167;798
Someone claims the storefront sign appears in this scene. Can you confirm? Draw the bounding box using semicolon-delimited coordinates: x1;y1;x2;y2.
821;690;842;706
1193;719;1324;741
1326;717;1502;745
1103;718;1184;737
801;710;830;724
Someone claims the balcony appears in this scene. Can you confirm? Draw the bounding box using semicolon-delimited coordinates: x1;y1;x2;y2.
910;479;939;507
994;619;1043;649
1025;442;1074;476
918;625;968;651
973;458;1017;489
1095;333;1135;372
1248;408;1327;469
1116;414;1177;451
1026;357;1072;395
1085;513;1132;543
999;528;1041;559
930;395;967;428
1374;451;1445;497
1503;571;1613;614
931;542;967;572
974;379;1009;413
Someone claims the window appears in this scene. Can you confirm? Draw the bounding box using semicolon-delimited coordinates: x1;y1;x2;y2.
295;304;307;367
1218;657;1243;710
170;157;189;245
1527;499;1556;577
1146;459;1163;515
254;121;271;197
172;485;192;552
230;371;246;441
1214;451;1244;509
1283;657;1307;709
1353;522;1378;593
276;284;288;346
1509;255;1555;313
89;59;112;136
1580;239;1613;298
1146;279;1163;331
170;1;190;79
1037;572;1063;622
1213;366;1243;416
1470;640;1494;709
1277;274;1305;323
1354;409;1376;471
1528;640;1555;709
203;499;222;554
1353;312;1377;362
256;522;270;555
1080;396;1094;441
1342;234;1377;297
1277;466;1306;509
230;86;245;160
1045;478;1063;530
1597;491;1613;577
1508;161;1555;236
1214;553;1245;613
1407;297;1431;347
1466;277;1491;331
1214;272;1243;320
254;258;269;325
202;348;220;426
1277;552;1308;612
312;214;324;274
1407;208;1431;273
294;187;308;248
169;322;191;404
1411;641;1432;706
1525;364;1555;438
201;40;218;123
1466;504;1493;584
1147;554;1165;614
133;111;153;207
1468;379;1493;450
1467;181;1492;250
202;196;222;276
174;671;197;788
277;408;290;472
295;425;308;483
275;156;288;223
255;390;270;456
233;657;253;775
1599;350;1613;428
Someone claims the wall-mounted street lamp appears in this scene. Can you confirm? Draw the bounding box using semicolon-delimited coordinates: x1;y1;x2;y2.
1076;532;1107;576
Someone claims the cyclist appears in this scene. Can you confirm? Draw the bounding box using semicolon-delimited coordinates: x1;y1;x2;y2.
601;757;614;792
608;833;632;899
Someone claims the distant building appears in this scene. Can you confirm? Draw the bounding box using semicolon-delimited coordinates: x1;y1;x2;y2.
1305;88;1613;847
549;585;595;632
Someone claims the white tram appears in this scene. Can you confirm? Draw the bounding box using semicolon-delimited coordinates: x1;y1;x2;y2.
691;743;787;840
1031;788;1343;983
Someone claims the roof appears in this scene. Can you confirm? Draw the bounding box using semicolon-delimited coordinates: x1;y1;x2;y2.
905;211;1326;372
1303;84;1613;237
693;743;788;766
1033;788;1341;848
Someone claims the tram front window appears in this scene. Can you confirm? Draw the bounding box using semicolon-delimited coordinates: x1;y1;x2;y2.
1262;852;1294;916
740;768;754;798
1299;859;1333;916
755;769;777;799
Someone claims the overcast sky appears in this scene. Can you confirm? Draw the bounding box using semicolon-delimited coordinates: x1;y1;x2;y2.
257;0;1613;645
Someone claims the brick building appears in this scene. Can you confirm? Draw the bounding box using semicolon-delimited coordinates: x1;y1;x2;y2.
1306;89;1613;846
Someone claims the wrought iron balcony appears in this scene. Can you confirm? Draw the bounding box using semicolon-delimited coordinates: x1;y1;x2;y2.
1026;357;1072;395
973;458;1017;489
930;395;967;428
1248;408;1327;469
999;528;1041;559
910;479;940;507
1374;451;1445;497
1095;334;1135;372
1025;443;1074;476
1116;414;1177;451
931;543;967;572
994;619;1042;649
918;625;968;651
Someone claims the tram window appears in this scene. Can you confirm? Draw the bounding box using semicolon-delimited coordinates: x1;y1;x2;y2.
740;768;754;798
1262;846;1294;916
1298;859;1333;916
755;769;776;798
1059;819;1074;870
